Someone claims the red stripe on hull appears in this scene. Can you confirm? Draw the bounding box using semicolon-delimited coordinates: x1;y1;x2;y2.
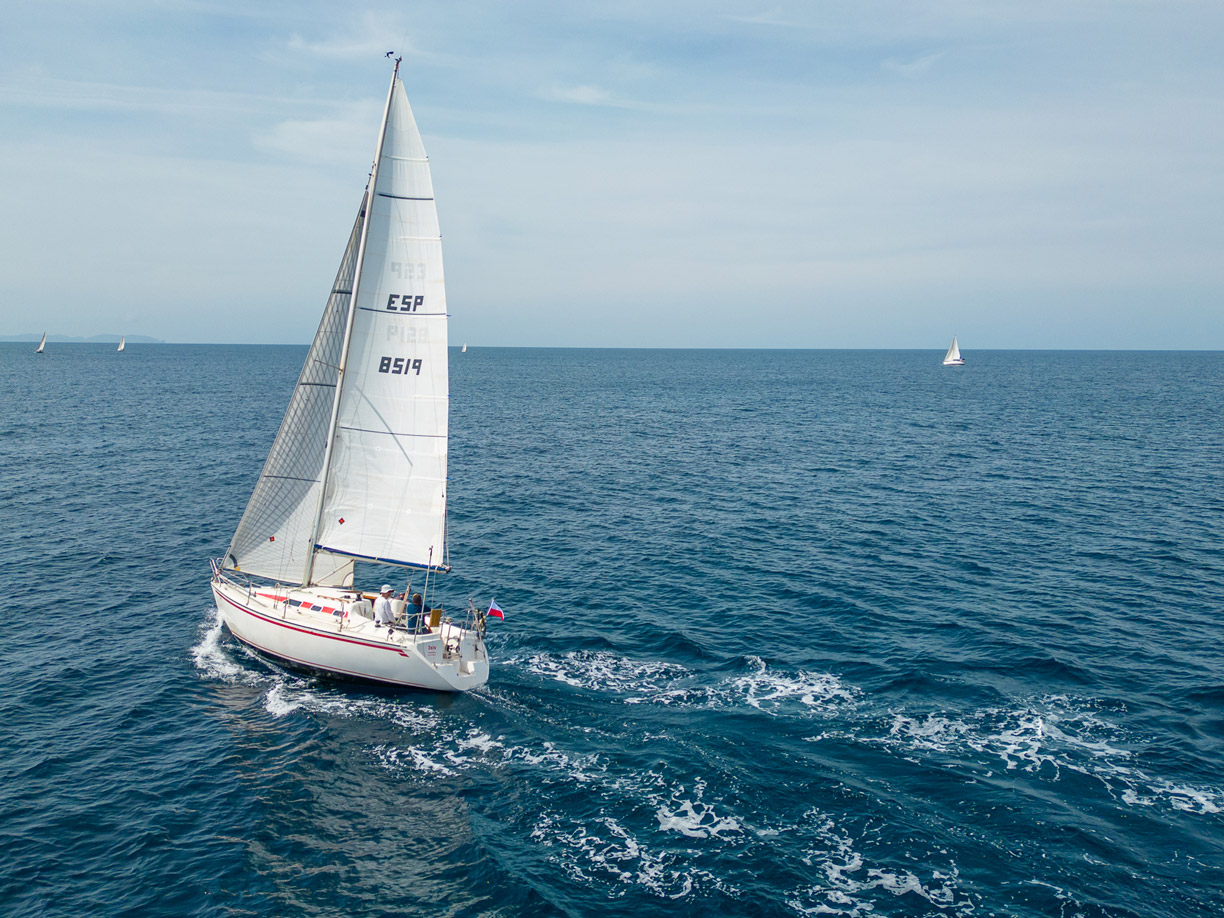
215;590;430;688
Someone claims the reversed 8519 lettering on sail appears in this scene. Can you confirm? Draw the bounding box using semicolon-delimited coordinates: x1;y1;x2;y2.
378;356;423;375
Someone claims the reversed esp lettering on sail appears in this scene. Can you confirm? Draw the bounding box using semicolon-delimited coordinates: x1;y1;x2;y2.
378;356;423;375
385;325;429;344
390;261;426;280
386;294;424;312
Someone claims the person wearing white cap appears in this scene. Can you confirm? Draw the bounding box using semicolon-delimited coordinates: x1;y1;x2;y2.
373;584;397;626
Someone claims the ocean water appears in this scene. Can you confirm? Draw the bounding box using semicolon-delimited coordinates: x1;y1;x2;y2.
1;343;1221;917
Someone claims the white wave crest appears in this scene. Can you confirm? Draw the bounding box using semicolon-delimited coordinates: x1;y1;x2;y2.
531;811;733;900
263;683;302;718
519;650;690;693
875;696;1224;820
730;661;859;714
1122;781;1222;815
786;808;975;917
656;799;740;839
502;740;603;784
513;651;858;720
372;742;458;777
885;702;1130;777
191;608;252;683
656;781;742;839
632;660;859;716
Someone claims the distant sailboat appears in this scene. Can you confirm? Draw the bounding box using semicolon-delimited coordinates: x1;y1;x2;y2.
117;336;126;352
35;332;46;354
461;343;467;353
942;337;965;366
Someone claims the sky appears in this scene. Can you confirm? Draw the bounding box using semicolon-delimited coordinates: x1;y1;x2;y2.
1;1;1222;348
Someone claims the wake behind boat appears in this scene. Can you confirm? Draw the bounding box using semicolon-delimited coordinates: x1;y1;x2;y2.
943;336;965;366
210;59;490;692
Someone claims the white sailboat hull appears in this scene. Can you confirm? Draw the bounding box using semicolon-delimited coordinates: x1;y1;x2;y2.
212;578;489;691
942;357;965;366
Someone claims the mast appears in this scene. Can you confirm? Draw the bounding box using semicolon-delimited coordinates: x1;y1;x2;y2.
302;58;402;587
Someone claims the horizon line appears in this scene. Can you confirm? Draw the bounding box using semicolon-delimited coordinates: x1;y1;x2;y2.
3;339;1221;353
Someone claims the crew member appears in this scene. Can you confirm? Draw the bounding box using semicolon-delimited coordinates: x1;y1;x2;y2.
374;585;396;626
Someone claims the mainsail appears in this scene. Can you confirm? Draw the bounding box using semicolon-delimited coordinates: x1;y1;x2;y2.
224;70;448;586
944;337;961;363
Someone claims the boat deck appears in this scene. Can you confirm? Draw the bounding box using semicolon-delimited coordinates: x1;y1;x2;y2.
243;587;466;651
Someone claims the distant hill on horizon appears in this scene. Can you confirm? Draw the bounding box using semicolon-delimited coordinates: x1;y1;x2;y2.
1;334;165;344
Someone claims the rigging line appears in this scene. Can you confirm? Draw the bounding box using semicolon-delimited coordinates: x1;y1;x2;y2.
397;27;410;70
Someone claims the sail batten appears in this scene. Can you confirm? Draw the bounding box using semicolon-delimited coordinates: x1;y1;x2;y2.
337;427;446;438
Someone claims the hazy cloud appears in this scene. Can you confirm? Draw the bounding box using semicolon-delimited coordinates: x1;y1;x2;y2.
252;104;382;165
881;51;945;78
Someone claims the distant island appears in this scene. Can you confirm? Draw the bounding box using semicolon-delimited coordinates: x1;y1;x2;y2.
1;334;165;344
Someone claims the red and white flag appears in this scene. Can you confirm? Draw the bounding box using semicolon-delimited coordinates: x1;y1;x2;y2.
487;600;505;620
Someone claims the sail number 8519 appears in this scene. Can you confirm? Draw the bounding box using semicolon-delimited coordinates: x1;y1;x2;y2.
378;356;423;375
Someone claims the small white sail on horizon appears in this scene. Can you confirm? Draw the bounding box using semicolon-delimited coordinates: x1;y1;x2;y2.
117;336;125;352
461;343;467;352
943;336;965;366
210;59;490;692
35;332;46;354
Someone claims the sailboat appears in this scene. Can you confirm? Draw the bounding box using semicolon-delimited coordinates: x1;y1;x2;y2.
461;343;467;353
35;332;46;354
117;336;125;352
210;59;490;692
942;337;965;366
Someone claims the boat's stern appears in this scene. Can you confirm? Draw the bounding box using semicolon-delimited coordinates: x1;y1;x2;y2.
408;622;490;690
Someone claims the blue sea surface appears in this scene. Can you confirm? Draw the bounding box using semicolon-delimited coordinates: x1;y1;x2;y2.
1;343;1221;917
